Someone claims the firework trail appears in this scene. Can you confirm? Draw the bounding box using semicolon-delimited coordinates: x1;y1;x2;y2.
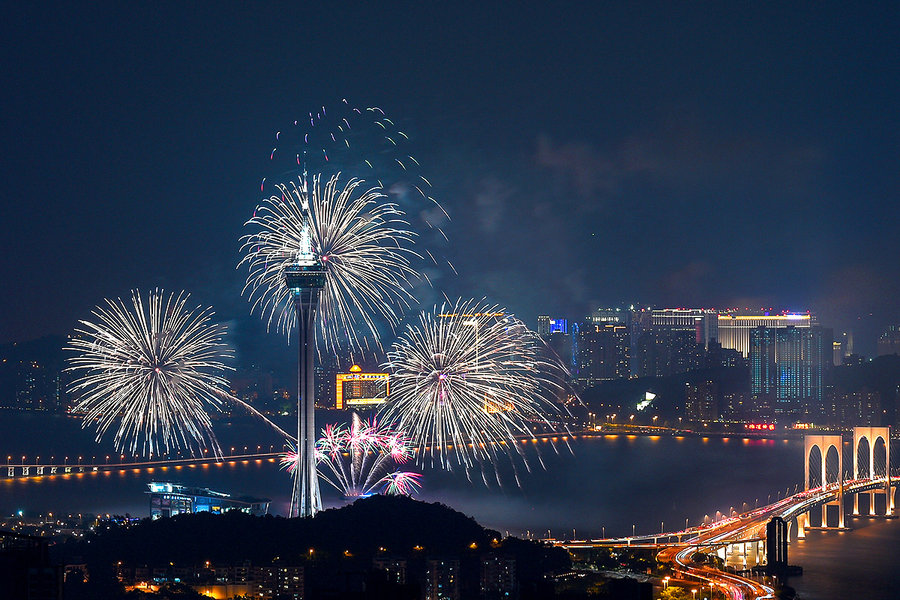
240;173;419;354
261;99;452;276
380;298;568;484
65;290;230;457
280;412;421;497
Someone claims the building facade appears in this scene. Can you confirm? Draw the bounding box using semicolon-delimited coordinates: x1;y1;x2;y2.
148;483;269;519
335;365;389;410
749;326;829;414
575;322;630;385
718;312;813;357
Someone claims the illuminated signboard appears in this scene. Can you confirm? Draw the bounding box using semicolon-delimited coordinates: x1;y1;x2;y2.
335;365;389;409
744;423;776;431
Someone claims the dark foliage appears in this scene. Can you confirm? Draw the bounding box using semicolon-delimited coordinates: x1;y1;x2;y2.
56;495;570;599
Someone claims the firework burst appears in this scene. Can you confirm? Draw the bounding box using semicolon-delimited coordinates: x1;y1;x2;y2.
381;298;568;481
262;99;453;280
65;289;230;457
280;412;421;497
240;173;419;354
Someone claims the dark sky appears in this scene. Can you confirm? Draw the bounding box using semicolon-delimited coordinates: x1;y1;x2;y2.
2;3;898;356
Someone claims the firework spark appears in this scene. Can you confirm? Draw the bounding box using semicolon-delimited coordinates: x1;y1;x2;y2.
262;100;452;275
381;298;567;481
240;173;419;353
65;290;230;457
280;413;421;497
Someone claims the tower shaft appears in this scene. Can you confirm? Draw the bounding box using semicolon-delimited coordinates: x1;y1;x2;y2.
290;287;323;517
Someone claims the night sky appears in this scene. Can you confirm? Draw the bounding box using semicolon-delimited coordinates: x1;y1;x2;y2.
2;3;898;356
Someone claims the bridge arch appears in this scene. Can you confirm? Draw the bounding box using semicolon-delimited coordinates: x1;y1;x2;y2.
857;436;870;479
804;434;845;528
825;445;841;486
874;437;887;478
852;427;892;516
804;435;842;492
807;445;822;489
853;427;890;481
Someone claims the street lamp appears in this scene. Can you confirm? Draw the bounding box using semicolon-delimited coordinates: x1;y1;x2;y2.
632;524;636;537
663;576;670;590
691;589;697;600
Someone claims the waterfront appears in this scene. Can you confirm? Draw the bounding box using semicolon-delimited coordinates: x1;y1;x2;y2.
1;411;897;598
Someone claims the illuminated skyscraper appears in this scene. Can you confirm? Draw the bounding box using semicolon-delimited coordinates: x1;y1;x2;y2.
749;325;829;414
718;312;813;357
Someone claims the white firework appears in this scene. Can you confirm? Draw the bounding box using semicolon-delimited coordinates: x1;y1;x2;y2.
239;173;419;353
65;289;230;457
381;298;567;480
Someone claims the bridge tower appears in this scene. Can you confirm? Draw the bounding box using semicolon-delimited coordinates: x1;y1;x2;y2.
852;426;892;516
803;434;844;529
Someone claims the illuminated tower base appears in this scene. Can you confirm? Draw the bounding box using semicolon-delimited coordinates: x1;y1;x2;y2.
285;262;326;518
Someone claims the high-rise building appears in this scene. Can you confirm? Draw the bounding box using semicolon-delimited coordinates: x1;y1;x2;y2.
749;325;829;414
650;309;719;348
426;559;460;600
828;389;882;426
335;365;389;410
544;330;573;375
631;309;716;377
877;325;900;356
372;557;407;585
480;554;516;599
719;312;813;357
575;322;630;386
636;328;704;378
536;316;550;337
685;380;718;421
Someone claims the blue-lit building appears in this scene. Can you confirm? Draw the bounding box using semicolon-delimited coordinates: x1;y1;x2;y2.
749;325;829;415
148;482;270;519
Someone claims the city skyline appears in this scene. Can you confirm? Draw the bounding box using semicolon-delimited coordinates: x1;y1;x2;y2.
1;3;898;359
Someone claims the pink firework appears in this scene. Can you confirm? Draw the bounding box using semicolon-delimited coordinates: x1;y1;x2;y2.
314;412;421;498
279;445;300;474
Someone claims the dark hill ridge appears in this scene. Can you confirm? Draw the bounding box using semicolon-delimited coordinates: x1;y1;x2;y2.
66;495;497;565
56;494;570;599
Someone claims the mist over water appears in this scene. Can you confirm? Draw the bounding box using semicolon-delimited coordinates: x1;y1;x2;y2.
1;411;897;599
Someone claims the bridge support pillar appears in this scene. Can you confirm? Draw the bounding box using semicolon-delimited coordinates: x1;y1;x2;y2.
796;513;806;539
853;492;860;515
